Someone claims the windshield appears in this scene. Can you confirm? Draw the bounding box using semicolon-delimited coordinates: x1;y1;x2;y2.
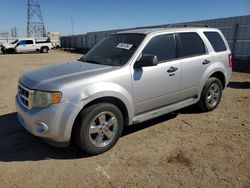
81;34;145;66
11;40;18;44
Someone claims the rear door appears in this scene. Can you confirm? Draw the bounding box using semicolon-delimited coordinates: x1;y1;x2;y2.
204;31;230;67
177;32;212;100
24;40;36;51
132;33;181;114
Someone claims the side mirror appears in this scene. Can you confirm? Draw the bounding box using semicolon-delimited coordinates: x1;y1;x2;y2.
134;54;158;68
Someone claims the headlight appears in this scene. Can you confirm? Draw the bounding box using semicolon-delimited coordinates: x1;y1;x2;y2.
33;91;62;108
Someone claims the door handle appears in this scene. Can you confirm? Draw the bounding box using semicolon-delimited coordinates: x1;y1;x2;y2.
202;59;211;65
167;66;178;73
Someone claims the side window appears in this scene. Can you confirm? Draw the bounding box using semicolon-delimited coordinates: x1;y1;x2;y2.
25;40;34;45
18;40;26;46
142;34;176;62
179;32;205;57
204;32;227;52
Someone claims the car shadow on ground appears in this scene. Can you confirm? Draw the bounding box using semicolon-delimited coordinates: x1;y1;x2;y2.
0;107;199;162
227;81;250;89
0;112;86;162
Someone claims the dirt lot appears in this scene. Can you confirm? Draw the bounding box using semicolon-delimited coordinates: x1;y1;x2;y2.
0;50;249;188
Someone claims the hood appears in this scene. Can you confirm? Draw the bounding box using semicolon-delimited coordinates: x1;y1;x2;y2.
1;43;15;49
19;61;117;91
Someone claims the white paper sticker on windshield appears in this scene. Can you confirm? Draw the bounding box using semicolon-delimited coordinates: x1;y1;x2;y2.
116;43;133;50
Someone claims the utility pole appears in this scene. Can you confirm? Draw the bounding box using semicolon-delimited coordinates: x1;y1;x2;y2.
71;17;75;35
27;0;46;37
11;27;17;38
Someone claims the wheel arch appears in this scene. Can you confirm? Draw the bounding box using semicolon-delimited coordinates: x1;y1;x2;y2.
209;71;226;89
83;96;129;126
41;46;49;49
198;69;226;100
40;46;49;52
71;96;130;140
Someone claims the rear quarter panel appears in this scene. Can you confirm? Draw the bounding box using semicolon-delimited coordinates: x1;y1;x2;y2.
197;29;232;95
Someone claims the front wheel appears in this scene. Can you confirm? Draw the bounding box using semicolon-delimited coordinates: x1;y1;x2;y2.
197;77;222;112
74;103;124;155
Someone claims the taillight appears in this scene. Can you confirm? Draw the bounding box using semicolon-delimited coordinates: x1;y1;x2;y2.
228;54;232;67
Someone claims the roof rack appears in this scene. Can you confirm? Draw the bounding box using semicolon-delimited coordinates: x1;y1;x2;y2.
132;25;163;30
166;24;210;28
124;23;210;31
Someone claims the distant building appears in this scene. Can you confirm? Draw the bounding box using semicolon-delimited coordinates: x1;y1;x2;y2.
47;32;60;39
47;32;61;48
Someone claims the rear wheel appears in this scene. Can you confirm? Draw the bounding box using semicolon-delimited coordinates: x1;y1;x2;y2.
74;103;124;155
197;77;222;112
41;47;48;53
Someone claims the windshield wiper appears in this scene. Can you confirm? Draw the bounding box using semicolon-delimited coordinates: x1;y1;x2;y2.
83;59;102;65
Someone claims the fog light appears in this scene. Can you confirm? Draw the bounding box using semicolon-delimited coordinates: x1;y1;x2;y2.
35;122;49;134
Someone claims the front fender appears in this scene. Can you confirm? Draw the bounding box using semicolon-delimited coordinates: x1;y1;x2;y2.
61;81;134;141
63;81;134;122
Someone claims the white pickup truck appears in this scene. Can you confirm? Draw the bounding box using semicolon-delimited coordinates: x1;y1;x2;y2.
0;38;53;54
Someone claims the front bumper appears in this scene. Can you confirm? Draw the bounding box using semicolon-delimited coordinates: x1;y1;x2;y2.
15;95;82;144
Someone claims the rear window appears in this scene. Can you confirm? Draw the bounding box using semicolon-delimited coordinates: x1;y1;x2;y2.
179;32;206;57
204;32;227;52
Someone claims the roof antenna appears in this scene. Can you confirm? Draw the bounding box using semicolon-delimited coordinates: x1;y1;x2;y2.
70;17;79;59
71;17;75;35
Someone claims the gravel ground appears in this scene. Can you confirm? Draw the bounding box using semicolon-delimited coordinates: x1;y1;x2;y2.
0;50;249;188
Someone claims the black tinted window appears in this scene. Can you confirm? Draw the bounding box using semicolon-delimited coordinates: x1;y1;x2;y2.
18;40;25;45
143;34;176;62
25;40;33;44
179;32;205;57
204;32;227;52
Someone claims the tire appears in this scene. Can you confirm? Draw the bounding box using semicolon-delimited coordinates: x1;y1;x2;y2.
41;47;48;53
197;77;222;112
74;103;124;155
6;48;16;54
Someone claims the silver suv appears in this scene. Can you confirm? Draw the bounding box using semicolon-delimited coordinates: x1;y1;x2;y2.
16;27;232;154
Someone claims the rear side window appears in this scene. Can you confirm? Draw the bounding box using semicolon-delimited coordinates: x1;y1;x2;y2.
25;40;34;45
179;32;205;57
142;34;176;62
204;32;227;52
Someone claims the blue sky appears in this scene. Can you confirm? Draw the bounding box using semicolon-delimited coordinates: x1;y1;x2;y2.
0;0;249;36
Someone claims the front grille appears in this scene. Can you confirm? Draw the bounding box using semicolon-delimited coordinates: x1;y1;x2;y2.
18;83;34;109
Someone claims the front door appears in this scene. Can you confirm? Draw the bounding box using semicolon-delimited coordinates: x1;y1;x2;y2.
16;40;35;52
132;34;181;114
